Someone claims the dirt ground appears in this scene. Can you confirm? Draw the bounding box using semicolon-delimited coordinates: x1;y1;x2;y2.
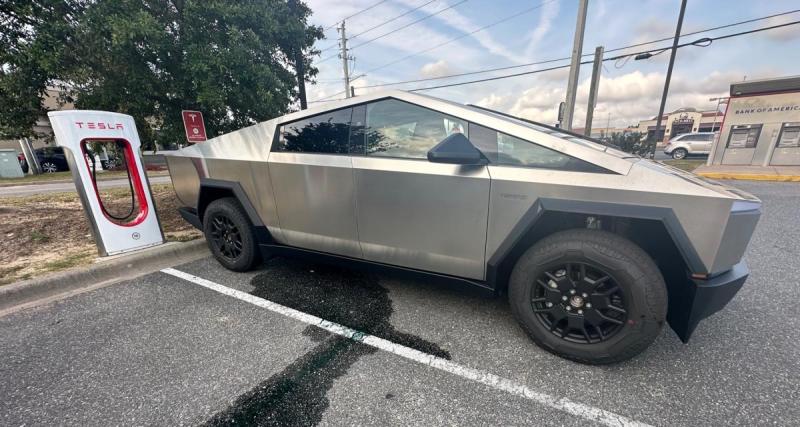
0;184;201;285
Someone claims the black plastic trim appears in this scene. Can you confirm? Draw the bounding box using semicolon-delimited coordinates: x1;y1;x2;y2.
486;198;707;286
668;261;749;342
178;207;202;230
198;178;271;245
261;243;494;296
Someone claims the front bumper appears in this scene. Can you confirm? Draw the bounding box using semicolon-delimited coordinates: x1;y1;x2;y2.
667;261;749;342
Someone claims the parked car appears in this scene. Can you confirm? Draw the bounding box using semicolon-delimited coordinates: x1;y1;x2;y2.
18;152;28;174
165;91;760;364
663;132;715;159
34;146;70;173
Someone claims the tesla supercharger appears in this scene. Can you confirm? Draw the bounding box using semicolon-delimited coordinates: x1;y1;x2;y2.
48;110;164;256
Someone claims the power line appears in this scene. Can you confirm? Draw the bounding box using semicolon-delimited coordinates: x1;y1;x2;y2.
317;0;467;64
348;0;468;50
408;19;800;92
308;12;800;103
352;8;800;89
351;0;439;40
351;0;558;81
323;0;391;31
316;0;438;54
353;9;800;84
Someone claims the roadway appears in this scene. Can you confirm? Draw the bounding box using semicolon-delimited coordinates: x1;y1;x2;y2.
0;175;172;197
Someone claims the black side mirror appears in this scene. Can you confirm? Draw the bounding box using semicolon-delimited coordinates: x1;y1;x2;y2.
427;133;487;165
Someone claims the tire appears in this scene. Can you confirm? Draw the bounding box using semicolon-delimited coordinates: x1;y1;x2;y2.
41;162;58;173
671;148;688;160
203;197;261;272
508;229;667;364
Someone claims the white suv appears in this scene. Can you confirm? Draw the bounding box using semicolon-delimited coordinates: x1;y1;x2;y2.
663;132;715;159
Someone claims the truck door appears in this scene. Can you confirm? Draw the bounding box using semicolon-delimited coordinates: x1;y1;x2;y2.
351;99;490;280
268;107;362;258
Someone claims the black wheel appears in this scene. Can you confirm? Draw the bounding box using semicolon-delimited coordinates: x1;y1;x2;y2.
203;197;260;272
508;229;667;364
671;148;688;160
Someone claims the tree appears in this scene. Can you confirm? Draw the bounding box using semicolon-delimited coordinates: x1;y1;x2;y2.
610;131;648;156
0;0;322;149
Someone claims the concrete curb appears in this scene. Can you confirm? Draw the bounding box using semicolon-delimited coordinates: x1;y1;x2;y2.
696;172;800;182
0;239;209;311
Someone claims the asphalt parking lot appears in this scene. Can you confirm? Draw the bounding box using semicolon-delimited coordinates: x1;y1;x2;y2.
1;180;798;426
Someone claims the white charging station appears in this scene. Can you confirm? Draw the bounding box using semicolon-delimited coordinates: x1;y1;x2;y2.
48;110;164;256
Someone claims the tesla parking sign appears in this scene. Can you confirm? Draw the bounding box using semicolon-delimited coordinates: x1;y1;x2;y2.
182;110;207;143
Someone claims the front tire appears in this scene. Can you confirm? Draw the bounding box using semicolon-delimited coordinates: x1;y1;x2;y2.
203;197;260;272
508;229;667;364
671;148;688;160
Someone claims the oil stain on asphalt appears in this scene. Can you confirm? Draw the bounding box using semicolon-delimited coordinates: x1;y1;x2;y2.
204;258;450;426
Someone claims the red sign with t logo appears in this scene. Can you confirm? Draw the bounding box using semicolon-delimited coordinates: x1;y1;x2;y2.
181;110;207;143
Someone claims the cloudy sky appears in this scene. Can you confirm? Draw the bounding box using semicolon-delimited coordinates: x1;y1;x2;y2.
303;0;800;128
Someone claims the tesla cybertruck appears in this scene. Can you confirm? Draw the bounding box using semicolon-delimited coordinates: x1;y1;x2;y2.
165;90;760;364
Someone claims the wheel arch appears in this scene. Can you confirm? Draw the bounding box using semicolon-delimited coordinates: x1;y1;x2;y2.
197;178;272;245
487;199;703;321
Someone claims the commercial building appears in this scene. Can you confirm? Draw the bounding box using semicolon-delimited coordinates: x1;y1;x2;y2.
0;88;74;153
638;107;725;145
708;75;800;166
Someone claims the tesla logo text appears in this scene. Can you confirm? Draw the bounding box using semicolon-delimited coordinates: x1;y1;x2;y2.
75;122;124;130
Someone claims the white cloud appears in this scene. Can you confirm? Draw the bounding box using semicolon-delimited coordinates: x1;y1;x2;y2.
476;93;509;109
524;1;560;59
761;15;800;41
420;60;453;78
496;68;742;128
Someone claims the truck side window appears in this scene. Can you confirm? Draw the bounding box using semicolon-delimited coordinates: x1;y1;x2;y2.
363;99;467;159
468;123;609;173
274;108;352;154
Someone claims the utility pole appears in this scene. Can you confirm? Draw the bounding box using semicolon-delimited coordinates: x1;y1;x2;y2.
338;21;352;98
649;0;687;159
562;0;589;131
584;46;604;137
288;0;307;109
706;96;728;166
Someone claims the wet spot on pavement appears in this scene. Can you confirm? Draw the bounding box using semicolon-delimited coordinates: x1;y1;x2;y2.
204;258;449;426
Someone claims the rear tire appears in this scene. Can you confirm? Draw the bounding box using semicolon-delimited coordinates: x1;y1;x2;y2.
508;229;667;364
671;148;688;160
203;197;260;272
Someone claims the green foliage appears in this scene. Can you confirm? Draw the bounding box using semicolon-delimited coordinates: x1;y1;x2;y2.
0;0;322;149
609;131;649;156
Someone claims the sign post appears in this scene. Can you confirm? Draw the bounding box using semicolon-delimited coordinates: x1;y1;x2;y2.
181;110;207;143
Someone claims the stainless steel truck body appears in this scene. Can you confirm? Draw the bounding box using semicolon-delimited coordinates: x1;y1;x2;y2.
165;90;760;364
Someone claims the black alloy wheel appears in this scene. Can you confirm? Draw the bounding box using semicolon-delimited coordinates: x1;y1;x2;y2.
508;229;667;364
202;197;260;272
209;214;243;261
531;262;627;344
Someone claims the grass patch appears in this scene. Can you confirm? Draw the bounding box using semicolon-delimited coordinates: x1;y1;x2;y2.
0;169;168;187
42;250;95;272
0;171;73;185
663;159;705;172
30;229;50;243
0;182;200;286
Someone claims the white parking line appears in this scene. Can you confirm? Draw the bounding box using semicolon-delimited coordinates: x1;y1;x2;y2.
161;267;651;427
